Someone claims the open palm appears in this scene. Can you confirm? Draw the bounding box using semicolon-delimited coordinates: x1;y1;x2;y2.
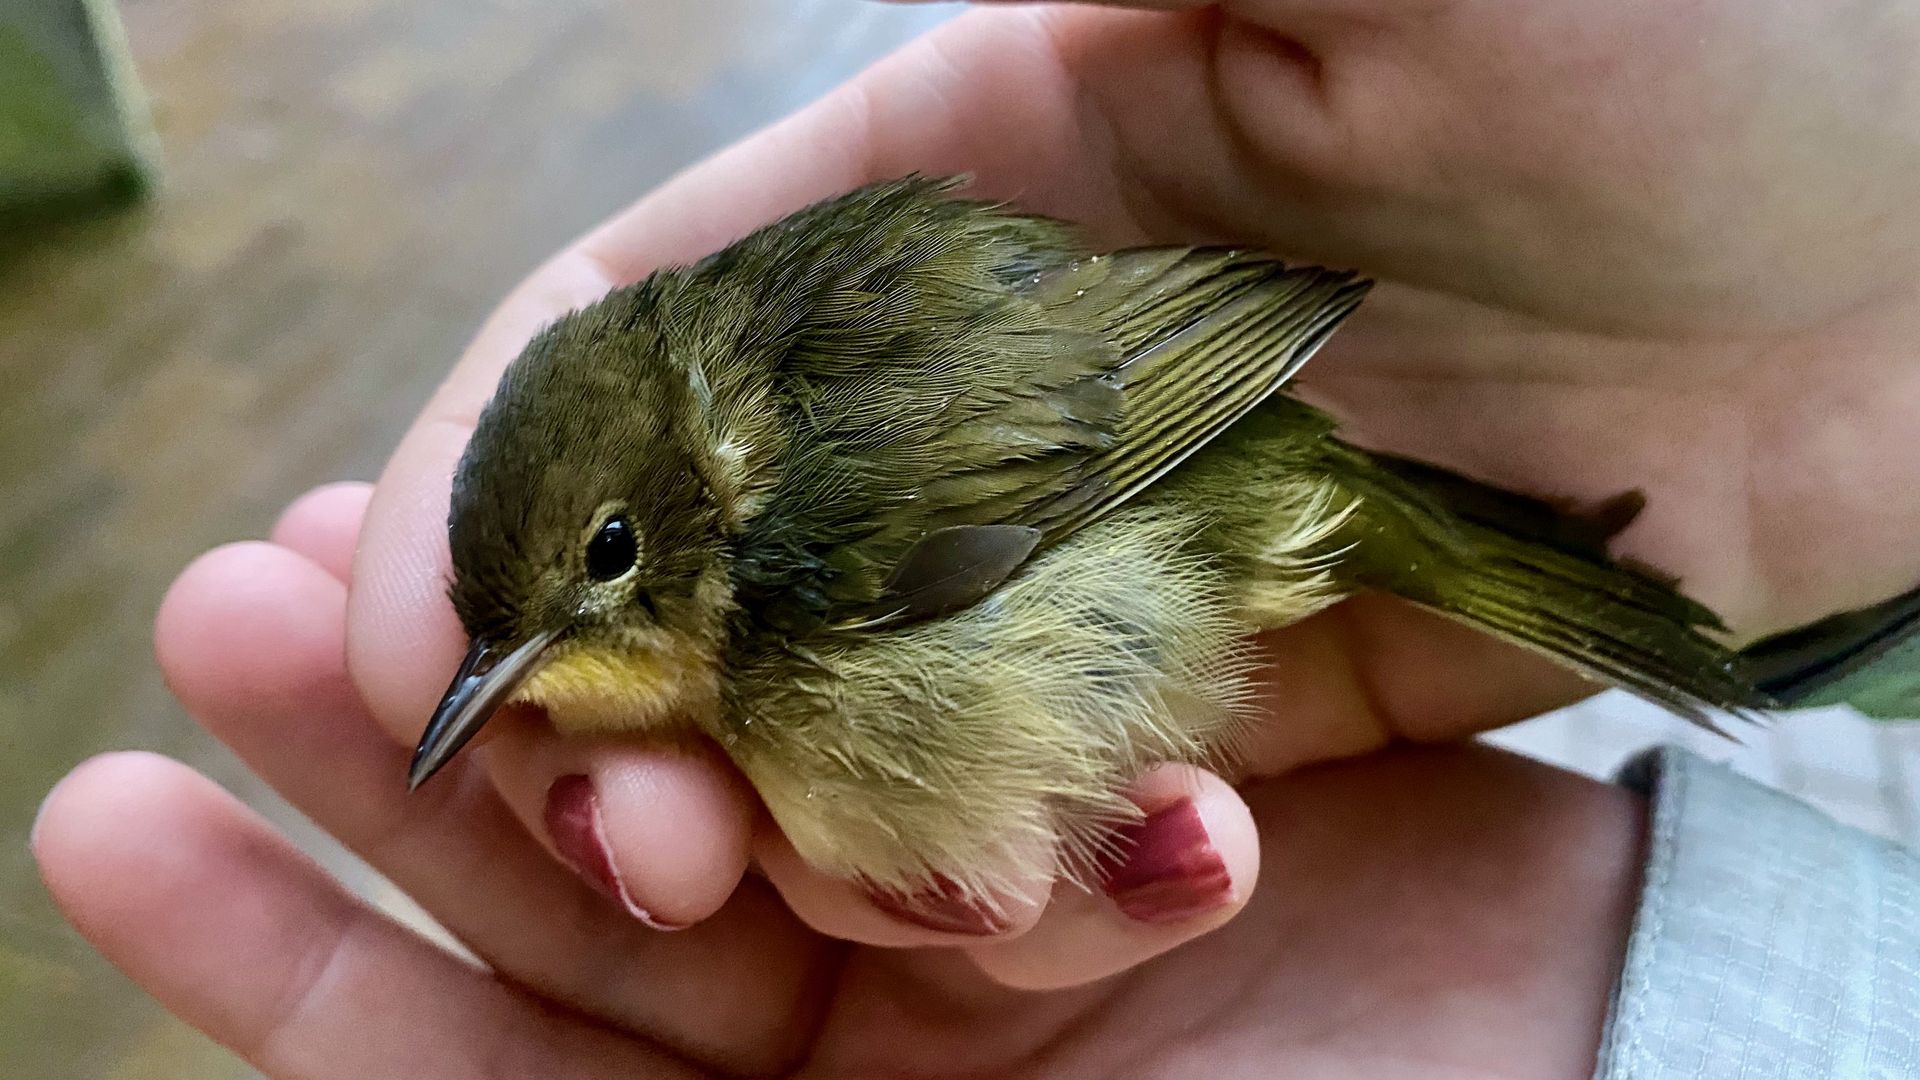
36;1;1920;1076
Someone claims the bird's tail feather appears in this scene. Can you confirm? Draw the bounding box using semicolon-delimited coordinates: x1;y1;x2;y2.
1325;444;1771;727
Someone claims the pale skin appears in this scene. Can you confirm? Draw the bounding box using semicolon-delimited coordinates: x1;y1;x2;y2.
32;0;1920;1076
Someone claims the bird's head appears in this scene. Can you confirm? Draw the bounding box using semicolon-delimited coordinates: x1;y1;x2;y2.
409;282;771;788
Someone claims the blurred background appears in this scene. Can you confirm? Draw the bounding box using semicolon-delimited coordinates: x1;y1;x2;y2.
0;1;954;1075
0;1;1913;1077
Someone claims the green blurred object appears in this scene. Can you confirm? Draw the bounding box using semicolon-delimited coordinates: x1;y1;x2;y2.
1814;635;1920;719
0;0;154;221
1747;583;1920;720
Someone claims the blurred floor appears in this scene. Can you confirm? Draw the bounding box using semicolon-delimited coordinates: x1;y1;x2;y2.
0;1;947;1076
2;2;1915;1078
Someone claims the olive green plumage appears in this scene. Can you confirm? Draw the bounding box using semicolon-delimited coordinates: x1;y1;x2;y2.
429;176;1765;904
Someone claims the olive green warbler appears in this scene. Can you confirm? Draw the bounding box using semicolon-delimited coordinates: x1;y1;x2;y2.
410;176;1765;905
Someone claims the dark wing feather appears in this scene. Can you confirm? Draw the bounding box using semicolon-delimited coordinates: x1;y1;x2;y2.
861;524;1043;625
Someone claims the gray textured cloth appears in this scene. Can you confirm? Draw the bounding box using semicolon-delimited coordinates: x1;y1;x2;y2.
1597;747;1920;1079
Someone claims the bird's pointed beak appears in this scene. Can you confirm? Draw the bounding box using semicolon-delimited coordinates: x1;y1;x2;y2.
408;629;558;791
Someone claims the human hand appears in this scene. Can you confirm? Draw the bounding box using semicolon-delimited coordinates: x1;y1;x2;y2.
36;496;1646;1075
318;0;1919;955
63;0;1920;1046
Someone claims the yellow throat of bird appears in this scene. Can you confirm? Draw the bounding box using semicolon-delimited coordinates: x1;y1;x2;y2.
512;637;719;736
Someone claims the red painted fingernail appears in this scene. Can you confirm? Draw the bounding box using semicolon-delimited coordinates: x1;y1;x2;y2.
868;874;1012;937
544;775;683;931
1101;797;1234;925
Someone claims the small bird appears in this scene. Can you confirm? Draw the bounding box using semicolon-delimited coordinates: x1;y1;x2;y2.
412;176;1764;908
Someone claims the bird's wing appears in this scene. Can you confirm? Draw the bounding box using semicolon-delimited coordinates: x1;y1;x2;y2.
862;249;1371;626
1012;249;1369;537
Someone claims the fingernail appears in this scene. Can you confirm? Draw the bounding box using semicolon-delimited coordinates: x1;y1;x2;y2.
1101;798;1234;925
868;874;1012;937
544;775;683;931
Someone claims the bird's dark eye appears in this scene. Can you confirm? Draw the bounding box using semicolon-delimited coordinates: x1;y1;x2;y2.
585;516;638;582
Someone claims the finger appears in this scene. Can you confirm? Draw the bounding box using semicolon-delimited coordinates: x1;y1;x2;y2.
1232;596;1599;777
269;481;373;584
968;765;1259;991
748;822;1052;941
479;720;755;931
31;753;702;1079
155;542;821;1074
752;825;1052;949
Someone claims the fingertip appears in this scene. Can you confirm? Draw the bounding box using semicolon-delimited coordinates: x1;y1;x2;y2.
155;542;350;725
970;766;1256;991
33;752;216;915
476;725;757;932
270;481;373;583
157;543;288;649
34;751;149;854
1124;764;1260;915
587;744;756;930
